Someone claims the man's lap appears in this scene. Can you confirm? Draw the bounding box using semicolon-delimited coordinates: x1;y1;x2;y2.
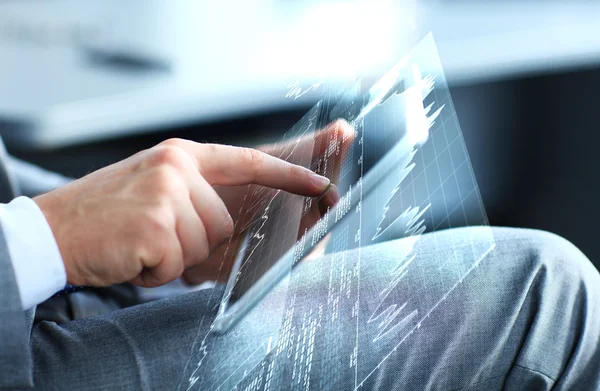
29;227;600;390
359;228;600;390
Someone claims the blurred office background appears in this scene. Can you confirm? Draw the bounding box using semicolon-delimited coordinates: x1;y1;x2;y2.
1;0;599;270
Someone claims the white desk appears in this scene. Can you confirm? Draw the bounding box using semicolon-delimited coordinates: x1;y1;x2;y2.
0;0;598;148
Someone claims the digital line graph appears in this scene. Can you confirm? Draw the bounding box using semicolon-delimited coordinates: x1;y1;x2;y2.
178;34;496;391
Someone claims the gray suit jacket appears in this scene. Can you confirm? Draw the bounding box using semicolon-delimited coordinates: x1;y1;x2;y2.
0;226;36;388
0;136;71;389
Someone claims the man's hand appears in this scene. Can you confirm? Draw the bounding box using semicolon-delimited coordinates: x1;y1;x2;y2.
34;140;332;288
182;119;356;284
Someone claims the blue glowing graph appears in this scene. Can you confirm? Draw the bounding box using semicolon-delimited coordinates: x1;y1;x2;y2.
177;34;495;391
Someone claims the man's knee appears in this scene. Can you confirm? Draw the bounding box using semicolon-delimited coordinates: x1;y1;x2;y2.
410;226;600;338
491;227;599;293
482;229;600;386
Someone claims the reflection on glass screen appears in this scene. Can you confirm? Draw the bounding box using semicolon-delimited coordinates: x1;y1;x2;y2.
178;34;495;391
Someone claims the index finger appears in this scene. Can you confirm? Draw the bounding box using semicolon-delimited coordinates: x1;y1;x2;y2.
161;140;331;197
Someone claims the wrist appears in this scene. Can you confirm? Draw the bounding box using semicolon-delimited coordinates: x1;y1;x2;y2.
34;192;76;284
1;196;67;308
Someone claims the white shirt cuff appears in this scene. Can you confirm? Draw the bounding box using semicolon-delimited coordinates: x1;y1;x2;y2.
0;197;66;310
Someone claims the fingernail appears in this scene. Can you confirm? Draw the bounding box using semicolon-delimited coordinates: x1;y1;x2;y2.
325;184;340;204
318;184;340;216
311;173;330;190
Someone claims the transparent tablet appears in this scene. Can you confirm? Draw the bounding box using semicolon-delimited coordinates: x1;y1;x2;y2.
178;34;495;391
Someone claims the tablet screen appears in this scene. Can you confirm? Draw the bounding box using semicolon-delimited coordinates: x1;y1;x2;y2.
223;93;362;305
180;34;496;391
219;61;434;308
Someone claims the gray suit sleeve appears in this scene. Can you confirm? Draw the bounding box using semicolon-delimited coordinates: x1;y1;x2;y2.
0;224;35;389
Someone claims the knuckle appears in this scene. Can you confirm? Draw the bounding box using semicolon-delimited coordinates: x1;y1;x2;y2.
148;145;187;169
151;166;185;198
159;138;186;148
238;147;265;172
222;213;235;239
196;236;210;261
206;212;234;251
132;241;151;266
132;218;171;266
172;260;185;278
200;246;210;262
142;209;172;240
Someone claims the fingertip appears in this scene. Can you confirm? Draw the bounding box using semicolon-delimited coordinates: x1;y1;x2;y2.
332;118;355;137
318;183;340;215
332;118;350;128
310;172;331;192
322;184;340;208
325;183;340;204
